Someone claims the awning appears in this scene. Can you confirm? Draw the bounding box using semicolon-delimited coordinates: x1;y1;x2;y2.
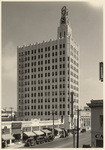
2;134;15;140
55;128;62;132
33;130;44;136
42;129;51;134
23;132;36;137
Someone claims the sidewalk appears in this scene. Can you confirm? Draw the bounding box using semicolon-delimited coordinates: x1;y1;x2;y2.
55;133;72;139
6;142;25;149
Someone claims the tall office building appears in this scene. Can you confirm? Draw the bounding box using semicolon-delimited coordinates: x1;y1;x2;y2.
17;6;80;123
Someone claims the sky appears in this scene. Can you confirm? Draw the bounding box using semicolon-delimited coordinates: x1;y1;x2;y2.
2;1;103;111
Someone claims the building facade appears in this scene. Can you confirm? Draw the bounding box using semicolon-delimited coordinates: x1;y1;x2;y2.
17;6;79;122
87;100;103;148
80;106;91;130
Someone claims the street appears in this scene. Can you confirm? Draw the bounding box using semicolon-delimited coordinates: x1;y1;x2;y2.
22;131;91;148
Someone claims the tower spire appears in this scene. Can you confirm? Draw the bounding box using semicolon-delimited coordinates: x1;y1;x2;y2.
57;6;72;39
60;6;69;25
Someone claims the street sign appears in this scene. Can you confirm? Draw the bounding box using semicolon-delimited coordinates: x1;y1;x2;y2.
99;62;103;82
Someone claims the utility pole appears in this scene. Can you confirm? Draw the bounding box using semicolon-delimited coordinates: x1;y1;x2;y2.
70;92;75;148
77;109;81;148
71;92;74;127
10;107;13;121
52;110;55;137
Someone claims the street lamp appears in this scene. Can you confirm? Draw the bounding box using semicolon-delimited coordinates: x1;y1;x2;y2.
76;108;81;148
70;92;75;148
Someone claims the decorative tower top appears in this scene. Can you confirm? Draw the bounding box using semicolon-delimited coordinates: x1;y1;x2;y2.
61;6;68;17
57;6;72;39
60;6;69;25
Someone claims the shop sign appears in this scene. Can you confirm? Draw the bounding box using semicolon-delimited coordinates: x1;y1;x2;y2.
12;122;22;129
2;127;10;134
95;134;103;139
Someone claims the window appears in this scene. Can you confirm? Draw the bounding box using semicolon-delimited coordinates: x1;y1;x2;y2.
48;47;50;51
60;58;62;62
60;44;62;49
55;65;57;69
52;65;54;69
63;104;65;108
63;111;65;115
52;52;54;56
52;46;54;50
60;51;62;55
34;49;36;53
38;49;40;53
52;59;54;63
48;53;50;57
45;47;47;51
41;48;43;52
55;45;57;49
55;58;57;62
45;60;47;64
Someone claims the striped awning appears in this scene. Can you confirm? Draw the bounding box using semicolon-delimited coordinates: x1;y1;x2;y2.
2;134;15;140
23;132;36;137
42;129;51;134
55;128;62;132
33;130;44;135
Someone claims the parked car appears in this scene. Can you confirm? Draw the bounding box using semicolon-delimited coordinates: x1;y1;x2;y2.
44;136;48;142
24;137;35;147
47;134;54;141
2;139;6;148
36;136;45;144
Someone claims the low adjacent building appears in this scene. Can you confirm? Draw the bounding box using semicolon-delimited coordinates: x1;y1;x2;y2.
87;100;103;148
1;109;17;121
80;106;91;131
1;119;64;144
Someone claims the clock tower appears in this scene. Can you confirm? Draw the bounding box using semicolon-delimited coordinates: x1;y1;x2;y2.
57;6;72;39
